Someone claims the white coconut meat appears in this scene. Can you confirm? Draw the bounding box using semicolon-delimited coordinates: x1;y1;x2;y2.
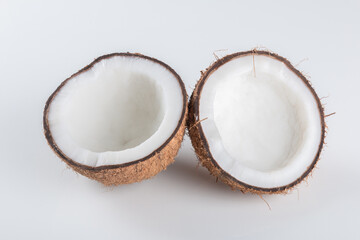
199;54;322;189
48;55;184;167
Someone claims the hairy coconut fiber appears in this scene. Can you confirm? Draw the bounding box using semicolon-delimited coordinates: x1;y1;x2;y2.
45;110;187;185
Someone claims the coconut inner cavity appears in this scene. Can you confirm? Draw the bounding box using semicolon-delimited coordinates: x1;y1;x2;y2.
65;72;164;152
214;72;304;172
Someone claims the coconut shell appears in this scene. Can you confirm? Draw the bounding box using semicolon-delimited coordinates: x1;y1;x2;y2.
187;50;325;194
44;53;188;186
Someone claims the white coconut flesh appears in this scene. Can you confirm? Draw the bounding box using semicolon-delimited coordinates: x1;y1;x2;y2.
199;55;322;188
48;56;184;167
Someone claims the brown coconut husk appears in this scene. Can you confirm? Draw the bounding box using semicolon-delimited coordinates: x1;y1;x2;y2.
187;50;325;194
44;53;188;185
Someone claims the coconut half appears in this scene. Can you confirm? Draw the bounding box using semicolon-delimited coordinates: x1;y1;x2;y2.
188;50;325;194
44;53;187;185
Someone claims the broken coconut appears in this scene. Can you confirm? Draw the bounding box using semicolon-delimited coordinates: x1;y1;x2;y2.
44;53;187;185
188;50;325;194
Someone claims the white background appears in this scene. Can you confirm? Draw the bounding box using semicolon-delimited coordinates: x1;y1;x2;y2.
0;0;358;239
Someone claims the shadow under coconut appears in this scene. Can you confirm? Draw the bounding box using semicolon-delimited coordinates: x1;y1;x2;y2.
97;157;275;239
163;155;260;199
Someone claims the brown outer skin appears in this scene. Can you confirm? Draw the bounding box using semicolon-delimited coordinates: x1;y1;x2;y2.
44;53;187;186
187;50;325;194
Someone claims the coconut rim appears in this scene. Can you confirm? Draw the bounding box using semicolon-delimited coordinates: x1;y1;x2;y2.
191;50;325;193
43;53;187;171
